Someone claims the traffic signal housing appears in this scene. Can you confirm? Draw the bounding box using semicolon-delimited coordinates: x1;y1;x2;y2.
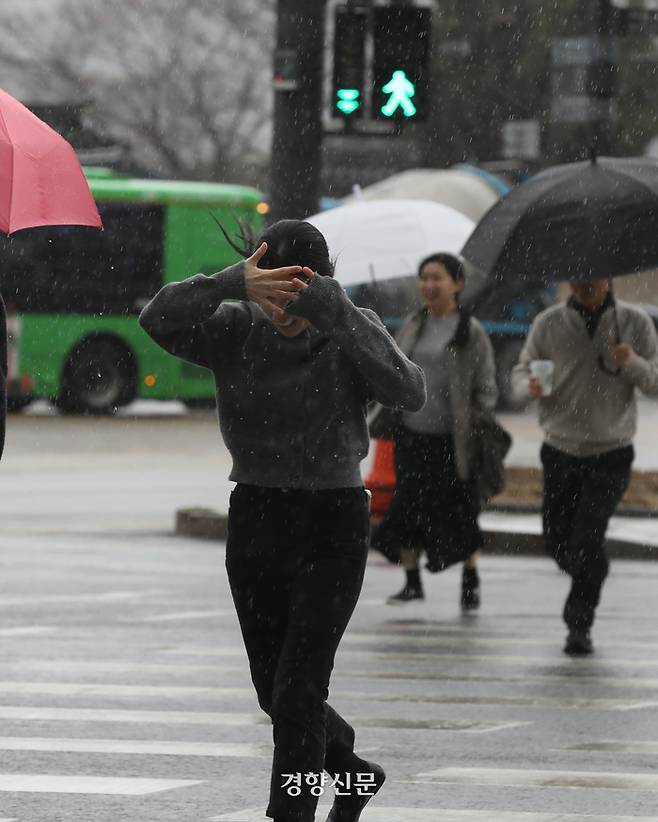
332;5;368;119
587;59;616;99
372;5;431;122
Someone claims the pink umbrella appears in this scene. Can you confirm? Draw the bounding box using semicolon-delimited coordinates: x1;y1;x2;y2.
0;88;102;234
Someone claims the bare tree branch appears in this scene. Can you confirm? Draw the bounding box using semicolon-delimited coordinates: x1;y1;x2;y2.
0;0;275;184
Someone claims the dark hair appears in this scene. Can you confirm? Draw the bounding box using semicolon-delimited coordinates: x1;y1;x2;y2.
418;252;464;282
257;220;334;277
214;215;334;277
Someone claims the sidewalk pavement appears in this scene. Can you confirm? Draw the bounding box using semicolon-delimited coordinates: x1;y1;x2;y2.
175;505;658;561
479;510;658;560
173;399;658;559
497;397;658;471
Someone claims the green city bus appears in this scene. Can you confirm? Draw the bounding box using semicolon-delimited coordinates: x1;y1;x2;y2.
0;168;266;413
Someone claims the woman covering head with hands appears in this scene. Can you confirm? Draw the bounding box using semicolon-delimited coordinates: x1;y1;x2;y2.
139;218;425;822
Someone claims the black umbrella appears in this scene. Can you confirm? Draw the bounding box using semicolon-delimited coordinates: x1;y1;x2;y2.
462;155;658;289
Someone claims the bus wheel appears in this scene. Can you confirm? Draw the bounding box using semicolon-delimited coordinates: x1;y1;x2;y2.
183;398;216;411
57;338;137;415
7;397;32;413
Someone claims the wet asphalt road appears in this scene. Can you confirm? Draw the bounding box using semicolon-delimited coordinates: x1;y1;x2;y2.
1;409;658;822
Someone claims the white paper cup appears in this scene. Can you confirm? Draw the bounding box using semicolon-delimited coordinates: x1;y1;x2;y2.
530;359;554;396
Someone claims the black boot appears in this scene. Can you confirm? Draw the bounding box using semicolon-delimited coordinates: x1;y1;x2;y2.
461;566;480;611
387;568;423;605
564;628;593;655
325;760;386;822
387;582;424;604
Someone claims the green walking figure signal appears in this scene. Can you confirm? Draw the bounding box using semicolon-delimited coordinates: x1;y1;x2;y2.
380;70;417;118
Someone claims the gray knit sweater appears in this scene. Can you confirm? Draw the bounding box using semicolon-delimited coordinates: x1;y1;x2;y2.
139;263;426;489
511;299;658;457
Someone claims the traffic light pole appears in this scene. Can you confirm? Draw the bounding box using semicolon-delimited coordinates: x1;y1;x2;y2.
270;0;326;222
547;0;616;162
592;0;615;155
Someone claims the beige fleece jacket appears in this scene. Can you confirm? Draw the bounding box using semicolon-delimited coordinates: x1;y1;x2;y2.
511;299;658;457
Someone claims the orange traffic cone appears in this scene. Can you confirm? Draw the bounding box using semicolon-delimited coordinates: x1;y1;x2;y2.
364;439;396;520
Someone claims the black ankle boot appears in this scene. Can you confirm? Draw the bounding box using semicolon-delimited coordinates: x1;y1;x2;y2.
325;760;386;822
387;582;424;604
564;628;593;655
461;566;480;611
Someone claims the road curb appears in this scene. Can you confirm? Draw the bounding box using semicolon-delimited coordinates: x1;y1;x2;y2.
176;507;228;541
486;502;658;519
481;530;657;561
175;507;658;560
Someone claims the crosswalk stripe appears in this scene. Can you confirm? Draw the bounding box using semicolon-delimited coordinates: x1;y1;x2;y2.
566;740;658;754
0;706;265;726
0;680;649;711
359;719;531;733
0;682;244;698
0;626;56;637
415;767;658;791
352;614;658;639
4;659;243;675
0;706;528;734
617;701;658;712
11;658;658;691
165;647;243;658
0;590;166;607
8;650;658;690
0;737;270;757
209;808;658;822
342;631;658;652
343;671;658;689
0;774;204;795
118;608;235;623
166;645;658;668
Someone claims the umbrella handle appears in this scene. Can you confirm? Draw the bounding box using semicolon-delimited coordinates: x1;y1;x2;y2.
609;278;621;343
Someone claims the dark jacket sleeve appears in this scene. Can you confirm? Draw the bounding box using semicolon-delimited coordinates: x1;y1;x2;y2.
0;294;7;461
286;275;426;411
138;263;247;368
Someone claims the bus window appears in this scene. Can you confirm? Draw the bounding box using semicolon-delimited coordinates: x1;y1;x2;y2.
0;172;265;412
0;203;164;315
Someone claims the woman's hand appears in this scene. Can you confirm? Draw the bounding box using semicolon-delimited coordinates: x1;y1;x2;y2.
243;243;302;314
282;266;317;309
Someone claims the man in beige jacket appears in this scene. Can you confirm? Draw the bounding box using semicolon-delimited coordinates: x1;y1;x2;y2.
512;278;658;655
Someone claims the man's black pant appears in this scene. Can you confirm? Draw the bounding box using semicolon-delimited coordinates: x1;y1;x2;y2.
226;484;370;822
541;443;633;631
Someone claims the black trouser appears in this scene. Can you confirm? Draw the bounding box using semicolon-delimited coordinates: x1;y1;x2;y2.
226;484;370;822
541;443;633;631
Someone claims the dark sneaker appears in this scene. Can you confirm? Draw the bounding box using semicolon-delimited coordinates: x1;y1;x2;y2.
325;761;386;822
386;584;424;605
461;568;480;611
564;629;593;656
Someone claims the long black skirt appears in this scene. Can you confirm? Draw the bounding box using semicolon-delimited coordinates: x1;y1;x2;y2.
371;427;482;572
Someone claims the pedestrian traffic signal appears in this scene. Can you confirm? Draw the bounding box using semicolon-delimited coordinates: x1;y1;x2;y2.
333;5;368;119
372;5;431;122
